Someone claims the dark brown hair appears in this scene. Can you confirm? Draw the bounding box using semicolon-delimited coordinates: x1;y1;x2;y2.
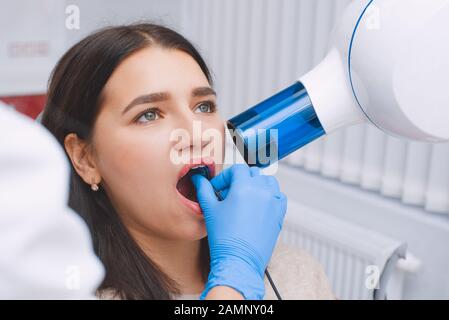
42;23;211;299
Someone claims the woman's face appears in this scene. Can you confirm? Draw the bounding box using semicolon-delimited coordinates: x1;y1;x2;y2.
90;47;224;241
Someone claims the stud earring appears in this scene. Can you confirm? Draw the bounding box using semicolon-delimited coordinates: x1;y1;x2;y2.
91;182;99;191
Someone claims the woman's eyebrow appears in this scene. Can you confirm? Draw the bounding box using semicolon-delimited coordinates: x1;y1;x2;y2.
192;87;217;97
122;92;170;115
122;88;216;115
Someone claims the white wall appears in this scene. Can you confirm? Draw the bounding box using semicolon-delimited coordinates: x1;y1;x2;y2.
63;0;183;46
0;0;184;95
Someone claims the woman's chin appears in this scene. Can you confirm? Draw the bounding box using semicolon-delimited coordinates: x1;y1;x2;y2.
168;216;207;241
186;224;207;241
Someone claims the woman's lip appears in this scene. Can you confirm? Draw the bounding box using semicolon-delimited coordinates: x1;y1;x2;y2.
177;157;216;180
176;188;204;216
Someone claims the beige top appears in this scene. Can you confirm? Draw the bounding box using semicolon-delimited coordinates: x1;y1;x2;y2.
97;242;335;300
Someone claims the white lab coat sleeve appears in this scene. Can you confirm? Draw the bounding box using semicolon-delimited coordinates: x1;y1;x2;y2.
0;105;105;299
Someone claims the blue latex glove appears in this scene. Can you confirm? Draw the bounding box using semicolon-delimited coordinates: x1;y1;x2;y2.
191;164;287;300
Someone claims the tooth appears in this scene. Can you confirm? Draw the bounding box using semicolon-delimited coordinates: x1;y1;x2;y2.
179;165;207;179
191;165;206;169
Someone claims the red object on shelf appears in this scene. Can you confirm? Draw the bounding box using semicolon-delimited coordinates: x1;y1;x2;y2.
0;94;47;120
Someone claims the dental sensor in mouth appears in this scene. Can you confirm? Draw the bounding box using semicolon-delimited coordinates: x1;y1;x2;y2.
189;166;212;180
189;166;223;201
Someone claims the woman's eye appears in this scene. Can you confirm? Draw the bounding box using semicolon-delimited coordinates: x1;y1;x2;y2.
136;109;159;124
194;102;216;114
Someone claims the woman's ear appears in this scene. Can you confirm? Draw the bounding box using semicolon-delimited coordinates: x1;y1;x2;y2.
64;133;101;186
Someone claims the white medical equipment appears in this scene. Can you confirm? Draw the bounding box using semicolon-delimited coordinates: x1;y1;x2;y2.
227;0;449;167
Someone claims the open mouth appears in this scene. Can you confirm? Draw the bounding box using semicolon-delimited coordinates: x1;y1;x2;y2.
176;163;214;203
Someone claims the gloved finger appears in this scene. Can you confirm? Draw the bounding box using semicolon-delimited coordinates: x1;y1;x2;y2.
209;168;232;191
216;188;229;200
263;175;281;193
279;193;288;215
191;174;218;207
274;192;288;227
249;166;261;177
210;164;251;191
229;163;252;181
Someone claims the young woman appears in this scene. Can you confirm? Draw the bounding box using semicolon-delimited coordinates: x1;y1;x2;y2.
42;23;334;300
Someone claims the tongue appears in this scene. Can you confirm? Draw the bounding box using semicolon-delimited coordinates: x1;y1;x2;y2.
176;171;198;202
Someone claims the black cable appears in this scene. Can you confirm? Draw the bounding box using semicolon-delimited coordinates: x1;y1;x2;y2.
265;269;283;300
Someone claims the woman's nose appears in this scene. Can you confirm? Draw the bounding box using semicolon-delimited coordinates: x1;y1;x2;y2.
171;108;210;154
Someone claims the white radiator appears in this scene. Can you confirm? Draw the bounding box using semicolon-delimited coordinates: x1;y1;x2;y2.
281;200;407;300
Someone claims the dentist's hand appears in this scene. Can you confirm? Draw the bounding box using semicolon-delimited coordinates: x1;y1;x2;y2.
191;164;287;300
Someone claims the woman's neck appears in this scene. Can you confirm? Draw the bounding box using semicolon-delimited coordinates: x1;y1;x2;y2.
128;226;206;295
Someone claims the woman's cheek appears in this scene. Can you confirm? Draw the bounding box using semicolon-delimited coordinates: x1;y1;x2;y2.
205;119;225;169
97;126;164;174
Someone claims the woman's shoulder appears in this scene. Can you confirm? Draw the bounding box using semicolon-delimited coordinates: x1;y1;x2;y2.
263;242;335;300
